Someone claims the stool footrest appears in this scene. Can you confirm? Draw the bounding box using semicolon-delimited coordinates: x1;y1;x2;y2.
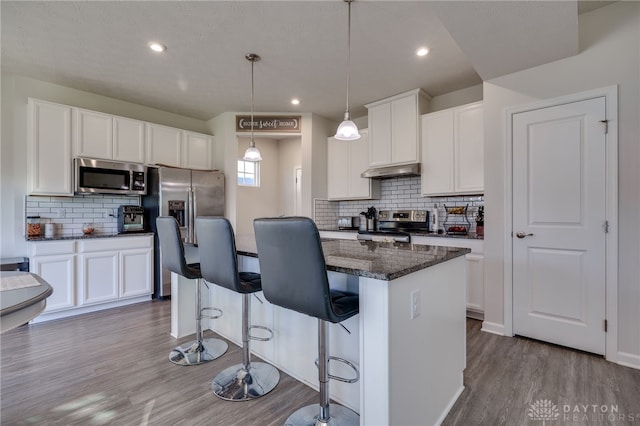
248;325;273;342
315;356;359;384
201;307;222;320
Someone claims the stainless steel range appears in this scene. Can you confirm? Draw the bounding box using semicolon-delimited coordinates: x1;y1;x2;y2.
357;210;430;243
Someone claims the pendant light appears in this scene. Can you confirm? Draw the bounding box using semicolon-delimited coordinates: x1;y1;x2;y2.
334;0;360;141
243;53;262;161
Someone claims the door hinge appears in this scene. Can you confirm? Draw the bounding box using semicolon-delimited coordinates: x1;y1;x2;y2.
599;119;609;134
603;220;609;233
604;319;608;332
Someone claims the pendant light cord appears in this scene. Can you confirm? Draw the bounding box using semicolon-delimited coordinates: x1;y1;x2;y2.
345;0;352;119
251;56;255;146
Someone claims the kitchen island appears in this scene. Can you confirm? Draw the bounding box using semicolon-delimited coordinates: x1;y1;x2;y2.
171;237;470;426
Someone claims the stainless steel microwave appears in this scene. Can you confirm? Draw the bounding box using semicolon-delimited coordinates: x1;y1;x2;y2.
75;157;147;195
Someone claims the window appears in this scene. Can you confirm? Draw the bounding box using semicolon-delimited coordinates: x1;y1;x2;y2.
237;160;260;187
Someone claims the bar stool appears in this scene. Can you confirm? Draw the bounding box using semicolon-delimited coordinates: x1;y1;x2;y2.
196;217;280;401
254;216;359;425
156;216;228;366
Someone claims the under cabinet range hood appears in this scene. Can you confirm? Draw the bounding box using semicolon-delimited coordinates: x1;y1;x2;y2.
361;163;420;179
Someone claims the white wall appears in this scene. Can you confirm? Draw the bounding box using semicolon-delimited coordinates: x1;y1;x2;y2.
430;84;483;112
0;74;210;259
278;138;302;216
235;137;282;237
483;2;640;364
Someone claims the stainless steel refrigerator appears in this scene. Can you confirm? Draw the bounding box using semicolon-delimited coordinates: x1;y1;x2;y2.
143;166;225;298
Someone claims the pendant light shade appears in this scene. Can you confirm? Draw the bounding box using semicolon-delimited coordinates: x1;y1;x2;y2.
242;145;262;161
243;53;262;162
334;0;360;141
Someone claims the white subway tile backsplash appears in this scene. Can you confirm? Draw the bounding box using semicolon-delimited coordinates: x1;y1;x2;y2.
313;176;484;233
25;194;142;237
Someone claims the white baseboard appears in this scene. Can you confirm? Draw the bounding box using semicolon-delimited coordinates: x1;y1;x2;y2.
31;295;151;324
481;321;505;336
616;351;640;370
466;309;484;321
434;382;465;426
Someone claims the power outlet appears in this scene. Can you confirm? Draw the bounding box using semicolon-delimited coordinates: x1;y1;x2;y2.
410;290;421;319
55;208;66;218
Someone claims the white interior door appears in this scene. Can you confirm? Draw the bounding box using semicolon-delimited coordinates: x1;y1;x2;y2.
512;97;607;355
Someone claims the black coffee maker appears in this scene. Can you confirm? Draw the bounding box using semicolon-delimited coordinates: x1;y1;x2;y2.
117;205;145;233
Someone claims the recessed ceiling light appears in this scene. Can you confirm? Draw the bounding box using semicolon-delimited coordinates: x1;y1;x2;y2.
416;47;429;57
148;42;167;53
291;99;301;105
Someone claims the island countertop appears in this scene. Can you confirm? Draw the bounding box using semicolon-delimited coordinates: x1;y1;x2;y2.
236;236;470;281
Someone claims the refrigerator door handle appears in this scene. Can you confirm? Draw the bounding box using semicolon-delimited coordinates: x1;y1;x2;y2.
187;188;194;244
191;187;197;244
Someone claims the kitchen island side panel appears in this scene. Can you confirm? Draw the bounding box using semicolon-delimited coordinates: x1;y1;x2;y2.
391;256;466;426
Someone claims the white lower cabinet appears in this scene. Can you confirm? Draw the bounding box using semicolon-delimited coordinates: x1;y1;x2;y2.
29;236;153;322
120;248;153;298
411;235;484;317
30;241;76;312
79;251;119;305
465;253;484;317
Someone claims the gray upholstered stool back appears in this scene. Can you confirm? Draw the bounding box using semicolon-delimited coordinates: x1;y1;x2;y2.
156;216;200;280
253;216;351;323
196;217;252;294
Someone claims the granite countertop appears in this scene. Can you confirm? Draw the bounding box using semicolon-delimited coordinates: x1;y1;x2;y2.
318;228;484;240
26;232;154;242
236;236;470;281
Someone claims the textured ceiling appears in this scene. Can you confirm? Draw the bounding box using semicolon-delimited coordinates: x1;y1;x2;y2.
2;1;586;122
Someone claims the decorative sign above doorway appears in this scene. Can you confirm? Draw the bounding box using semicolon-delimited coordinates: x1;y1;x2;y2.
236;115;301;133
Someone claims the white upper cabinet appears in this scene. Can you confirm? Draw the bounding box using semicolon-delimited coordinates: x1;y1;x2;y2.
327;129;380;200
73;108;112;159
366;89;430;168
145;123;182;167
146;124;214;170
421;101;484;196
28;98;73;196
182;130;213;170
73;108;145;163
454;103;484;193
113;116;145;163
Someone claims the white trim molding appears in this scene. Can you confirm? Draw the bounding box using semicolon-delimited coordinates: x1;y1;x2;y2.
503;86;619;362
616;352;640;370
481;321;506;336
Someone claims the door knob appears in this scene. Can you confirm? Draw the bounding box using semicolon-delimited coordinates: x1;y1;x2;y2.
515;231;534;239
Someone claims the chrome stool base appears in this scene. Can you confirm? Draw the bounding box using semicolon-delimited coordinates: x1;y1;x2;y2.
211;361;280;401
284;404;360;426
169;338;228;366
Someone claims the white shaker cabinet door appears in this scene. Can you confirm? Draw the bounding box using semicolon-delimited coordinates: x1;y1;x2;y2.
27;99;73;196
79;251;119;305
368;103;392;167
349;130;379;198
120;248;153;298
113;116;145;163
73;108;113;159
391;94;419;164
421;110;455;195
327;136;350;200
454;102;484;194
182;131;213;170
465;253;484;314
30;254;76;312
145;123;182;167
327;130;379;200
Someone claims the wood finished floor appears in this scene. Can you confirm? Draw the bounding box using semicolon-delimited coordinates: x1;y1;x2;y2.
1;300;639;425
